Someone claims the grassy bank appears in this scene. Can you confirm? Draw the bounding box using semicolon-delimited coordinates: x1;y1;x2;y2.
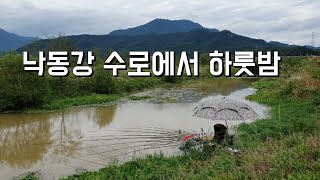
52;57;319;180
41;94;121;110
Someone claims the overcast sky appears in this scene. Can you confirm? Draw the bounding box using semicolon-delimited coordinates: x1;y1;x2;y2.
0;0;319;46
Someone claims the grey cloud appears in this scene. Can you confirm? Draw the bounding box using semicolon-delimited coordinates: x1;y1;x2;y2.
0;0;319;46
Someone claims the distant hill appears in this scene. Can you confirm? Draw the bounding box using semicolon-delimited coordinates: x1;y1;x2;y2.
305;45;320;50
20;28;319;56
19;19;319;56
269;41;291;47
109;19;219;36
0;28;39;52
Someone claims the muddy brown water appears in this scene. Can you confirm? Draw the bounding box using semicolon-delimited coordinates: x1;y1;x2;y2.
0;79;268;180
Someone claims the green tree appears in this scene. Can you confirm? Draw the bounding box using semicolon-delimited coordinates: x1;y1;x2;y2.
0;53;49;111
87;65;115;94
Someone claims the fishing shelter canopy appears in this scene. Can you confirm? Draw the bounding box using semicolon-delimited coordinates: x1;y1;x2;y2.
193;97;257;121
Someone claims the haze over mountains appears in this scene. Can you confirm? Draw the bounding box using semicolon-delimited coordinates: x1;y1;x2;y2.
2;19;319;55
0;28;39;52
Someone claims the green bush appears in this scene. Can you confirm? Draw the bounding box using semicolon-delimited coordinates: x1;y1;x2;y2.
91;65;116;94
0;53;49;111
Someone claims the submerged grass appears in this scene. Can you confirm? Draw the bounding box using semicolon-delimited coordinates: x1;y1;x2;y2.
127;95;152;101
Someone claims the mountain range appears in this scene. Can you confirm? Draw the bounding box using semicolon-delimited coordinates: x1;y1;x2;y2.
2;19;319;56
0;28;39;52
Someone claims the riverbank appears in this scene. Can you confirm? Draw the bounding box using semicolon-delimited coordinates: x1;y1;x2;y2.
0;52;245;113
31;79;254;113
53;57;319;179
4;77;254;114
3;80;195;113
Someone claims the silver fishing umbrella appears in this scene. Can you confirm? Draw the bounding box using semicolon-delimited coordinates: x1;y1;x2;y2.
192;97;257;121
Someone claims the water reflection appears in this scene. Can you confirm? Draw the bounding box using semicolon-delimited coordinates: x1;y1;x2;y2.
0;106;117;168
50;111;81;162
95;106;117;128
0;114;52;168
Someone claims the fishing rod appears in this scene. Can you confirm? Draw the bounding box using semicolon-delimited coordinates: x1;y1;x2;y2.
15;126;197;157
19;131;190;156
62;142;181;173
86;129;188;135
87;127;184;133
83;139;181;150
80;134;185;142
84;131;189;139
26;125;190;147
25;133;182;148
87;126;178;131
22;138;182;156
119;126;188;132
79;139;179;158
95;142;181;164
12;138;177;157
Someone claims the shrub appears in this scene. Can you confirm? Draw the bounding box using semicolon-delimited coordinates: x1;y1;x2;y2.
0;53;49;111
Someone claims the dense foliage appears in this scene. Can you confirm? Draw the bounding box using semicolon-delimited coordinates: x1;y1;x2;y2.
0;53;48;111
0;52;164;112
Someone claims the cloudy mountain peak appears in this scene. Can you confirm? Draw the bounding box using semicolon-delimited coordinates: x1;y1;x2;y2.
109;18;219;36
